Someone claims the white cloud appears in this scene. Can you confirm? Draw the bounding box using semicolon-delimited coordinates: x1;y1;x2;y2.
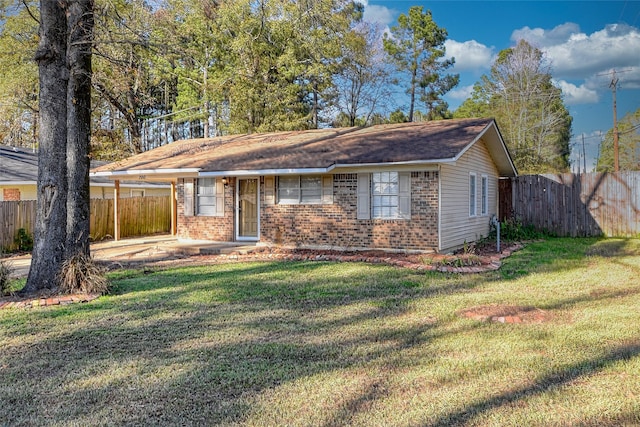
511;23;581;47
445;39;495;71
554;80;599;105
361;1;396;27
511;23;640;79
447;84;475;101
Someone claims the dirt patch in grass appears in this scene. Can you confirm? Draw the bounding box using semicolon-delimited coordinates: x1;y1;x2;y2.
458;304;550;324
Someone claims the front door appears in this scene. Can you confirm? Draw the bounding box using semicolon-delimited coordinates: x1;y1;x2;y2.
237;178;259;240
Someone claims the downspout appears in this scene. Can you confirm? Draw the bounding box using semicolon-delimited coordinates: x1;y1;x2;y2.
437;164;442;252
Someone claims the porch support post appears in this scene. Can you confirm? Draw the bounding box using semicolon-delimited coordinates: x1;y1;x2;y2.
114;179;120;241
171;180;177;236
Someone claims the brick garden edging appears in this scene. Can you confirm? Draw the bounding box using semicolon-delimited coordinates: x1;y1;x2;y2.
213;242;524;273
0;293;100;310
1;243;524;310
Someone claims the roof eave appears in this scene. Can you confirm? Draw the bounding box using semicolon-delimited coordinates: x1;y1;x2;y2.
452;120;517;177
90;168;201;181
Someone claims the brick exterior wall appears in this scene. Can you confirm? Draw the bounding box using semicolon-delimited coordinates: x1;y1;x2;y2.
261;172;439;251
176;172;440;251
3;188;21;201
176;178;235;241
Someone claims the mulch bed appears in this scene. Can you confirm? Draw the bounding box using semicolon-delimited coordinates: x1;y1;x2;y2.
198;242;523;273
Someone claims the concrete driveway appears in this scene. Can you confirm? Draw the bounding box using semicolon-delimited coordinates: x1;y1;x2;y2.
5;235;257;278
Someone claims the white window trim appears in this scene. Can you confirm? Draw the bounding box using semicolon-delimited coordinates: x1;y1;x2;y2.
372;171;400;219
358;171;410;220
481;175;488;216
277;175;331;205
469;172;477;217
195;177;224;217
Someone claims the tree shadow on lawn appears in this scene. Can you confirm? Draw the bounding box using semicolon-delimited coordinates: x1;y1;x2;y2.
429;340;640;427
2;251;639;425
0;261;494;425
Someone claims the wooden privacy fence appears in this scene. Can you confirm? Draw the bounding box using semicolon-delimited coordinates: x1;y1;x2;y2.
501;172;640;237
1;196;171;252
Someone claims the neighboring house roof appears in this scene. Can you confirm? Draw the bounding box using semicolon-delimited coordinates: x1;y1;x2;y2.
92;118;517;179
0;145;169;189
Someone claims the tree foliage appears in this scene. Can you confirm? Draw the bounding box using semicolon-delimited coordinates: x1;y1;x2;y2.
0;1;39;148
383;6;458;122
596;108;640;172
1;1;465;158
455;40;572;174
331;22;394;127
92;0;160;154
151;0;363;135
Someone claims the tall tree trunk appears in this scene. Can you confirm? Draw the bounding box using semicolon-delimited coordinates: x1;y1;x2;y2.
24;0;69;293
66;0;94;257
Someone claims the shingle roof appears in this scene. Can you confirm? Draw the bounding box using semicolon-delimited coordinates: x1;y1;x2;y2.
0;145;169;188
92;118;517;177
0;145;39;181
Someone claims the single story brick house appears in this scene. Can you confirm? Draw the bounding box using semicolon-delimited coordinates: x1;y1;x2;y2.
92;118;517;252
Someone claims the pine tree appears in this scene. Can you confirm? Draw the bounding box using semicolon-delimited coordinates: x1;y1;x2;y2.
383;6;458;122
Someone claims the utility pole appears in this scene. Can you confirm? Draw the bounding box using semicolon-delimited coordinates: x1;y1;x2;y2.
610;70;619;172
582;133;587;174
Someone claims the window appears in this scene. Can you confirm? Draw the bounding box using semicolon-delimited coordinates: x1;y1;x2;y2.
189;177;224;217
278;176;300;204
197;177;217;216
357;172;410;220
277;175;328;204
301;176;322;203
481;175;488;216
469;173;477;217
372;172;399;219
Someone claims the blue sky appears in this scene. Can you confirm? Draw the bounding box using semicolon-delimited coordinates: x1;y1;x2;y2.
361;1;640;171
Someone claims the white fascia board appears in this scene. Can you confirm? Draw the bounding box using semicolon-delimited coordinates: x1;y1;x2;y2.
452;121;517;176
0;180;36;185
334;159;449;169
197;167;335;177
90;168;200;179
89;182;171;188
199;161;447;177
452;129;485;162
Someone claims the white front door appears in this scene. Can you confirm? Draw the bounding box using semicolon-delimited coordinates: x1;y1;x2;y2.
237;178;259;240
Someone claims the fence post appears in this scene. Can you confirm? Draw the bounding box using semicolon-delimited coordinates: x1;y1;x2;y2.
171;181;177;236
114;180;120;241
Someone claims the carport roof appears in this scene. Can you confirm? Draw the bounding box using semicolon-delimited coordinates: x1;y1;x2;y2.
91;118;517;179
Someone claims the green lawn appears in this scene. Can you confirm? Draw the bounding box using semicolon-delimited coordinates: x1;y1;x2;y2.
1;238;639;426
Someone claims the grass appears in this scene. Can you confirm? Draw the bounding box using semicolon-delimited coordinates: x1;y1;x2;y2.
1;237;639;426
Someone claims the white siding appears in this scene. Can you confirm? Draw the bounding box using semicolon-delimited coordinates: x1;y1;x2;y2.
0;184;37;201
0;184;169;200
440;139;499;252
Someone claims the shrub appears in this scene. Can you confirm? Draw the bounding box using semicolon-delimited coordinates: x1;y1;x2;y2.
14;228;33;252
58;253;110;295
491;218;545;241
0;259;14;296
